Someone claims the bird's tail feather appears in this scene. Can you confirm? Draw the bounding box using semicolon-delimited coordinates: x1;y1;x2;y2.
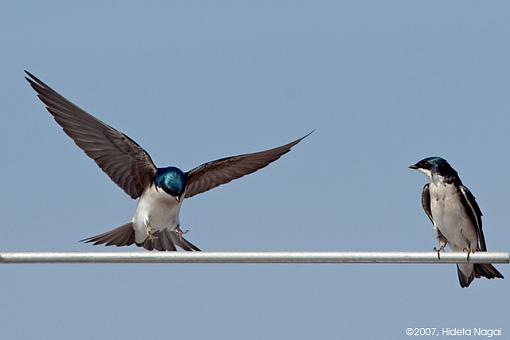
456;264;475;288
456;263;504;288
474;263;504;280
81;222;135;247
81;223;201;252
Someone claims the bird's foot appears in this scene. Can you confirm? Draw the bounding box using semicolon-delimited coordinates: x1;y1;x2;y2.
433;244;446;259
462;247;476;261
174;225;189;240
144;218;160;240
146;227;160;241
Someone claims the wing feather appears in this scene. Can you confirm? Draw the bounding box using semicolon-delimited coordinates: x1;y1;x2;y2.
459;185;486;251
185;131;312;199
25;71;156;199
421;183;434;224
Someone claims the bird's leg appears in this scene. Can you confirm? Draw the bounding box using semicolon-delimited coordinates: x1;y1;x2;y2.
174;224;189;240
144;216;159;240
462;247;477;261
433;242;447;260
434;228;448;259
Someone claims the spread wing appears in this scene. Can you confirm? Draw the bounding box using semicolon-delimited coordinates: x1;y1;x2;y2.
25;71;156;199
184;131;312;199
421;183;434;224
459;185;486;251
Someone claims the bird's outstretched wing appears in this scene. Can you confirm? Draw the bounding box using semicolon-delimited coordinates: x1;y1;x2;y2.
459;185;486;251
184;131;312;199
25;71;156;199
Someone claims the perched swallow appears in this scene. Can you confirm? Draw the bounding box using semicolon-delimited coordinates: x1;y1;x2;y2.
410;157;503;287
25;71;311;251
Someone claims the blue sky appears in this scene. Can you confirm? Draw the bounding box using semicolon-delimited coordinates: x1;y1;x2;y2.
0;1;508;339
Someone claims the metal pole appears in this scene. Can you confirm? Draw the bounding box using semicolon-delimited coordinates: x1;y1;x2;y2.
0;251;507;264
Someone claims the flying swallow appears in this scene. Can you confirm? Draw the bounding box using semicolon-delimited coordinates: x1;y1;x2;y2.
25;71;311;251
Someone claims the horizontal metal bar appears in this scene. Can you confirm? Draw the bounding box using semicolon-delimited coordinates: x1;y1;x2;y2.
0;252;507;264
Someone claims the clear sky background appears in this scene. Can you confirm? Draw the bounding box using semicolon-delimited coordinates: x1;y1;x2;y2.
1;1;508;339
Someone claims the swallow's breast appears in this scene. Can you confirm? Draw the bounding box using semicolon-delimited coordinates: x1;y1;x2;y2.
131;185;182;242
429;182;475;250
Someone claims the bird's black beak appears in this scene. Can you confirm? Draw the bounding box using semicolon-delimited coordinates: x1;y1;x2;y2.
175;195;181;202
409;164;418;170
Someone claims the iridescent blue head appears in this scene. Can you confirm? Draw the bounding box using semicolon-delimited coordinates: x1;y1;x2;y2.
154;167;187;200
410;157;460;183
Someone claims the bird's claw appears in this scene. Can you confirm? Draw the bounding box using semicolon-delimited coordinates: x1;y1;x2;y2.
174;225;189;240
146;227;160;240
144;218;159;240
463;248;476;261
433;244;446;259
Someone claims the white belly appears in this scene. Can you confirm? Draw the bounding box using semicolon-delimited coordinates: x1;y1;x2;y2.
429;182;477;250
131;185;183;243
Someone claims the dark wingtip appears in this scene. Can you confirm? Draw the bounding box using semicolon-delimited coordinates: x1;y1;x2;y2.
24;70;36;82
289;129;314;148
79;236;95;244
301;129;315;140
24;70;49;90
24;70;40;88
474;263;505;280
